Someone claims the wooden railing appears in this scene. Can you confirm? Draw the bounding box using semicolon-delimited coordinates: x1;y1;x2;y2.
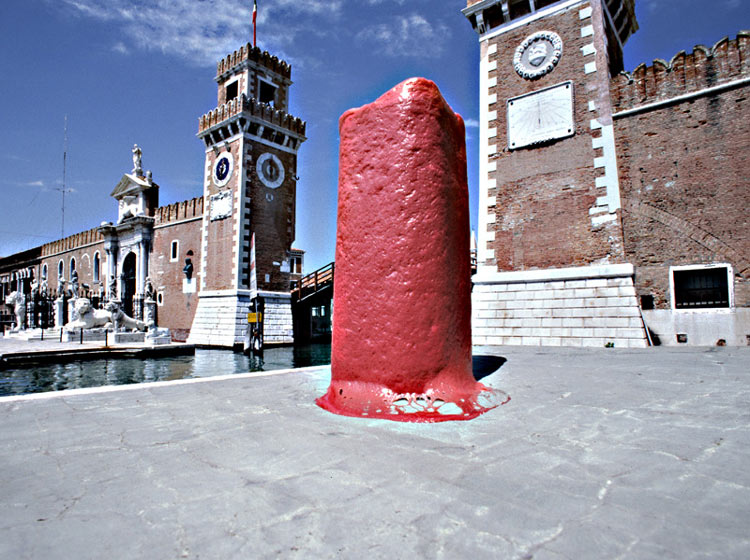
292;262;334;303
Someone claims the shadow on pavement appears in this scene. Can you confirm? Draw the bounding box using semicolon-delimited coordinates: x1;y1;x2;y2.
472;355;507;381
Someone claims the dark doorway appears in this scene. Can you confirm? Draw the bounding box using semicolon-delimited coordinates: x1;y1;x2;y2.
122;252;136;317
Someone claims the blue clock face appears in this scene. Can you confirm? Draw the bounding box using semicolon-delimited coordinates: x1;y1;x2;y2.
213;153;233;187
215;157;230;181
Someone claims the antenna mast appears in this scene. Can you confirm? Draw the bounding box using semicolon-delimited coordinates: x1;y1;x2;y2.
57;115;73;239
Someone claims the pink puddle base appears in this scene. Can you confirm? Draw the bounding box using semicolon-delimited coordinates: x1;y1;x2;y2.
317;78;508;422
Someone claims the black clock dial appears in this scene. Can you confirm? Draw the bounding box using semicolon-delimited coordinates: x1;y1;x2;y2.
215;157;230;181
262;158;279;182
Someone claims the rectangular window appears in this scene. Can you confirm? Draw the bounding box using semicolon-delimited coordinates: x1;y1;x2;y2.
509;0;532;19
672;265;731;309
225;80;238;102
170;240;179;262
259;79;277;106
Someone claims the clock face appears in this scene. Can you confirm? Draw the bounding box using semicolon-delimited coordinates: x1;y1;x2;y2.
507;81;574;150
213;153;233;187
256;152;285;189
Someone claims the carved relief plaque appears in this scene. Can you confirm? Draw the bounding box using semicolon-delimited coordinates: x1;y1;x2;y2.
209;190;232;221
513;31;563;80
507;81;574;150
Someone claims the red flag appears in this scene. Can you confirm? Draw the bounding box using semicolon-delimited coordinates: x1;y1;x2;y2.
253;0;257;47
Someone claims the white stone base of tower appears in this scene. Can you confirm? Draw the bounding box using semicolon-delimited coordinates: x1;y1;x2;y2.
472;264;649;348
187;290;294;348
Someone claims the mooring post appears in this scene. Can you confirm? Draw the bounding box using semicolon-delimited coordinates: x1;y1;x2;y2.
80;328;83;344
317;78;503;422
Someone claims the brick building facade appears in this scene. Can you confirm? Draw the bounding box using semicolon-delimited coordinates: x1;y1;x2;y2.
0;43;305;347
463;0;749;346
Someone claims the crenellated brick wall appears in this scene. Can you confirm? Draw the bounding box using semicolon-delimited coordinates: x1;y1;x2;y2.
41;227;103;257
612;32;750;112
614;33;750;313
198;93;306;136
216;44;291;80
154;196;204;226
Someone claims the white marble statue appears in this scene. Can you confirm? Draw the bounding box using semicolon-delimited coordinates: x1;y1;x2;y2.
132;144;143;175
4;291;26;332
63;298;113;331
105;301;147;332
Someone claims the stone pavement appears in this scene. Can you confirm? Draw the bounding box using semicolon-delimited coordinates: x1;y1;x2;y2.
1;346;748;559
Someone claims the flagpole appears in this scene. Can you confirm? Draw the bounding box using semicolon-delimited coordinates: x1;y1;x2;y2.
253;0;257;47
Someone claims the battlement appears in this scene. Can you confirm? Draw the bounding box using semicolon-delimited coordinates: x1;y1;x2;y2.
198;93;306;136
612;32;750;112
155;196;204;226
216;44;291;80
41;227;104;257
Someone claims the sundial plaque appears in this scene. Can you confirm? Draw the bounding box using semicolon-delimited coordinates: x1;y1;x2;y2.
507;81;574;150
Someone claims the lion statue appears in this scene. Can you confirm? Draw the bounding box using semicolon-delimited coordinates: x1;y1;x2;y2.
105;301;147;332
63;298;113;331
4;291;26;332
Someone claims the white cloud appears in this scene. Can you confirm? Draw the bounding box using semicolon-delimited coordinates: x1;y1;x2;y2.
463;118;479;128
23;180;45;188
112;41;129;55
726;0;740;8
54;0;343;67
356;13;450;58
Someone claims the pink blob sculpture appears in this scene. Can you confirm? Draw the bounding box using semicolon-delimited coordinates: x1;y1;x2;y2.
317;78;505;422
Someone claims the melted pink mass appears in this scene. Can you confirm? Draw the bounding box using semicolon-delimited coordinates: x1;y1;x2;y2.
316;78;501;422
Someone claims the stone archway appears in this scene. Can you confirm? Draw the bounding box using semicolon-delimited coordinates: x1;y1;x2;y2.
121;252;137;317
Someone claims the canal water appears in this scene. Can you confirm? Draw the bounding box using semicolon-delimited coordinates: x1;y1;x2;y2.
0;344;331;397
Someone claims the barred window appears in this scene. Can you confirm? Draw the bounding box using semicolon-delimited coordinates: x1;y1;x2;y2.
672;265;730;309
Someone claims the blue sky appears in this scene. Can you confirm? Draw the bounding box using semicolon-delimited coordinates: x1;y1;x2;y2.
0;0;747;272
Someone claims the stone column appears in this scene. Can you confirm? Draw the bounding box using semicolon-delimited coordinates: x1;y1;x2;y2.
54;297;65;328
134;240;149;321
106;248;118;300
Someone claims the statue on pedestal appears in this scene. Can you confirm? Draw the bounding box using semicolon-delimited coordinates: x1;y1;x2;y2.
109;276;118;300
63;298;113;332
57;277;66;299
4;291;26;332
70;270;79;298
132;144;143;176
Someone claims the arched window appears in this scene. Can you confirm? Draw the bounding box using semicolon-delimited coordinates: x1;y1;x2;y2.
58;260;64;279
70;258;76;278
42;264;48;280
93;252;101;283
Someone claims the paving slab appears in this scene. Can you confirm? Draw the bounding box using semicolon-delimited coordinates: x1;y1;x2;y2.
0;346;749;559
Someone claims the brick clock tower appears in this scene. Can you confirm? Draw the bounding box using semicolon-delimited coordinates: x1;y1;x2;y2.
463;0;649;348
187;45;306;347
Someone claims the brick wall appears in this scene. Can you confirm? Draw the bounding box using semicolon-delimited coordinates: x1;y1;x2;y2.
247;143;296;293
39;229;106;297
151;198;203;341
614;35;750;309
486;2;626;272
202;141;241;292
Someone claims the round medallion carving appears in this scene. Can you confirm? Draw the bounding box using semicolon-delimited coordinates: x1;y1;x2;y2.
513;31;563;80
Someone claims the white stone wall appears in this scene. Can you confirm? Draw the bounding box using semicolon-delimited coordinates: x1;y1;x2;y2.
187;290;293;347
473;265;648;348
643;308;750;347
262;294;294;345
